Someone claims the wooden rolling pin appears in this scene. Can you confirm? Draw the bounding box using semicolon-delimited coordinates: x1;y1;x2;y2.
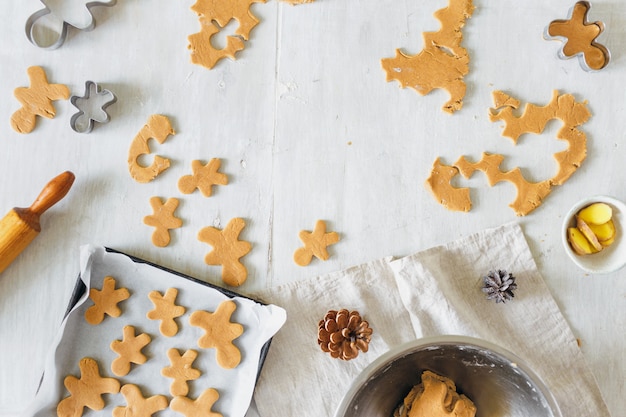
0;171;75;274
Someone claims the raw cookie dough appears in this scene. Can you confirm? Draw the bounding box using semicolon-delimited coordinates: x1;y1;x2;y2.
188;0;266;69
85;276;130;325
197;217;252;287
425;90;590;216
393;370;476;417
293;220;340;266
11;66;70;133
128;114;175;183
57;357;120;417
381;0;475;113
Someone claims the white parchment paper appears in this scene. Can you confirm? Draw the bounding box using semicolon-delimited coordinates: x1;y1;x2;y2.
22;245;286;417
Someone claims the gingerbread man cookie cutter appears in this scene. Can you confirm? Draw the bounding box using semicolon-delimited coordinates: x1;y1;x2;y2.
25;0;117;49
70;81;117;133
544;1;610;71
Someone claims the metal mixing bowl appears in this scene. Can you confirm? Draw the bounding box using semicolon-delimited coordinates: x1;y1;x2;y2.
334;335;562;417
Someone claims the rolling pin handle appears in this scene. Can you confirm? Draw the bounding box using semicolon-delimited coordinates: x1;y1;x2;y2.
28;171;76;217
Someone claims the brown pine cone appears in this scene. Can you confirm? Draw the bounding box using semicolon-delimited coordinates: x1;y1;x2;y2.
317;309;373;360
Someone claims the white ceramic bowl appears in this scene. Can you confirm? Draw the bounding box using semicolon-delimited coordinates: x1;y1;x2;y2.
561;195;626;274
334;335;561;417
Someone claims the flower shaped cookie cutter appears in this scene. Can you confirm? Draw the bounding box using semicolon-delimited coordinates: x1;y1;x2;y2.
70;81;117;133
25;0;117;49
544;1;610;71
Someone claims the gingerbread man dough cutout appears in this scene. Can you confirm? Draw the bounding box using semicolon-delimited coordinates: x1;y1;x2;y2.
113;384;168;417
57;357;120;417
128;114;175;183
189;299;244;369
197;217;252;287
146;288;186;337
178;158;228;197
293;220;340;266
84;276;130;325
170;388;223;417
11;66;70;133
161;348;202;396
110;326;151;376
143;197;183;247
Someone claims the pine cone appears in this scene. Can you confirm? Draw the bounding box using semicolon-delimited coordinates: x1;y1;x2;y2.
317;309;373;360
482;269;517;303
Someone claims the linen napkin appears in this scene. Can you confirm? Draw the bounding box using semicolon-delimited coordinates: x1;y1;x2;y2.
252;222;611;417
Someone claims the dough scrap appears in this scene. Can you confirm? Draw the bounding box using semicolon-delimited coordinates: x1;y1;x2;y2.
11;66;70;133
161;348;202;396
147;288;186;337
189;300;244;369
188;0;266;69
143;196;183;247
188;18;245;70
546;1;609;71
128;114;175;183
197;217;252;287
293;220;340;266
381;0;475;113
84;276;130;325
170;388;223;417
489;90;589;185
57;357;120;417
113;384;168;417
178;158;228;197
110;325;151;377
426;91;590;216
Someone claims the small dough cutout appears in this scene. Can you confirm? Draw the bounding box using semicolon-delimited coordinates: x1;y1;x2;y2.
189;300;244;369
57;357;120;417
146;288;186;337
112;384;168;417
161;348;202;396
84;276;130;325
170;388;223;417
110;325;151;376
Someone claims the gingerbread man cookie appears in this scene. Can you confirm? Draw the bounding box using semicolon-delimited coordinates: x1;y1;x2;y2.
189;299;244;369
113;384;168;417
11;66;70;133
84;276;130;325
178;158;228;197
57;357;120;417
146;288;186;337
197;217;252;287
170;388;223;417
110;326;151;376
293;220;340;266
161;348;202;396
143;197;183;247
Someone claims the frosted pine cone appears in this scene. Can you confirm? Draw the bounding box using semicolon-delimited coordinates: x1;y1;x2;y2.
482;269;517;303
317;309;373;360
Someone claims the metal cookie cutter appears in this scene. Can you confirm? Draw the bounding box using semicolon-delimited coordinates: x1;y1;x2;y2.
544;1;610;71
25;0;117;49
70;81;117;133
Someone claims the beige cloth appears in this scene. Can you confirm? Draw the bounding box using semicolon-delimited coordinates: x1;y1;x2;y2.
252;222;611;417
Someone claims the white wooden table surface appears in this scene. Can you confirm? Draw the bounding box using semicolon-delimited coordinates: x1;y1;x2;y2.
1;0;624;415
